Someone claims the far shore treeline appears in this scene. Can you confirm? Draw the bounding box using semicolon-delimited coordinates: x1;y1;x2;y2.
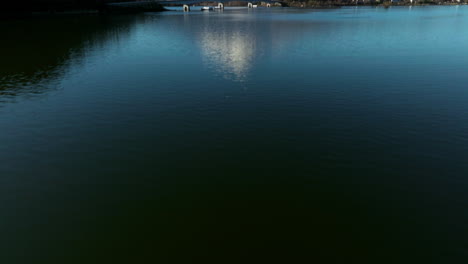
284;0;468;8
1;0;467;18
1;0;141;17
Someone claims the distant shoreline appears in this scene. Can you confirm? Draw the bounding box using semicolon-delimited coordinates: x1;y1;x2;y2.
284;2;468;8
0;1;165;19
1;2;467;19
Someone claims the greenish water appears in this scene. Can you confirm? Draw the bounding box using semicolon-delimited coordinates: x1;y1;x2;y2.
1;7;468;263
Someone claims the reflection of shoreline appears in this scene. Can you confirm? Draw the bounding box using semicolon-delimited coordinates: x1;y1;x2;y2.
0;15;140;101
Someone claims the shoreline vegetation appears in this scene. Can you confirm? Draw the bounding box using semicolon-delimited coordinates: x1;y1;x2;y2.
0;1;165;18
282;0;468;8
188;0;468;7
1;0;467;18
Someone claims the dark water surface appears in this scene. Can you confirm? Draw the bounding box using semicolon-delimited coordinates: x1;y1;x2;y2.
1;6;468;263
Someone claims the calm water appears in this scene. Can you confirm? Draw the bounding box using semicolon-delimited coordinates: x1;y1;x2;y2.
1;6;468;263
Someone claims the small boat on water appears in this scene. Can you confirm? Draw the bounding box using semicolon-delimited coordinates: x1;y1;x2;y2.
201;6;214;11
253;5;258;8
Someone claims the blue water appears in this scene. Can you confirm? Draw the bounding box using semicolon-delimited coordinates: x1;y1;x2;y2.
1;7;467;263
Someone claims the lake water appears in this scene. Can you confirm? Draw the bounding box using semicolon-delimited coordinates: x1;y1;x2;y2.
1;6;467;263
